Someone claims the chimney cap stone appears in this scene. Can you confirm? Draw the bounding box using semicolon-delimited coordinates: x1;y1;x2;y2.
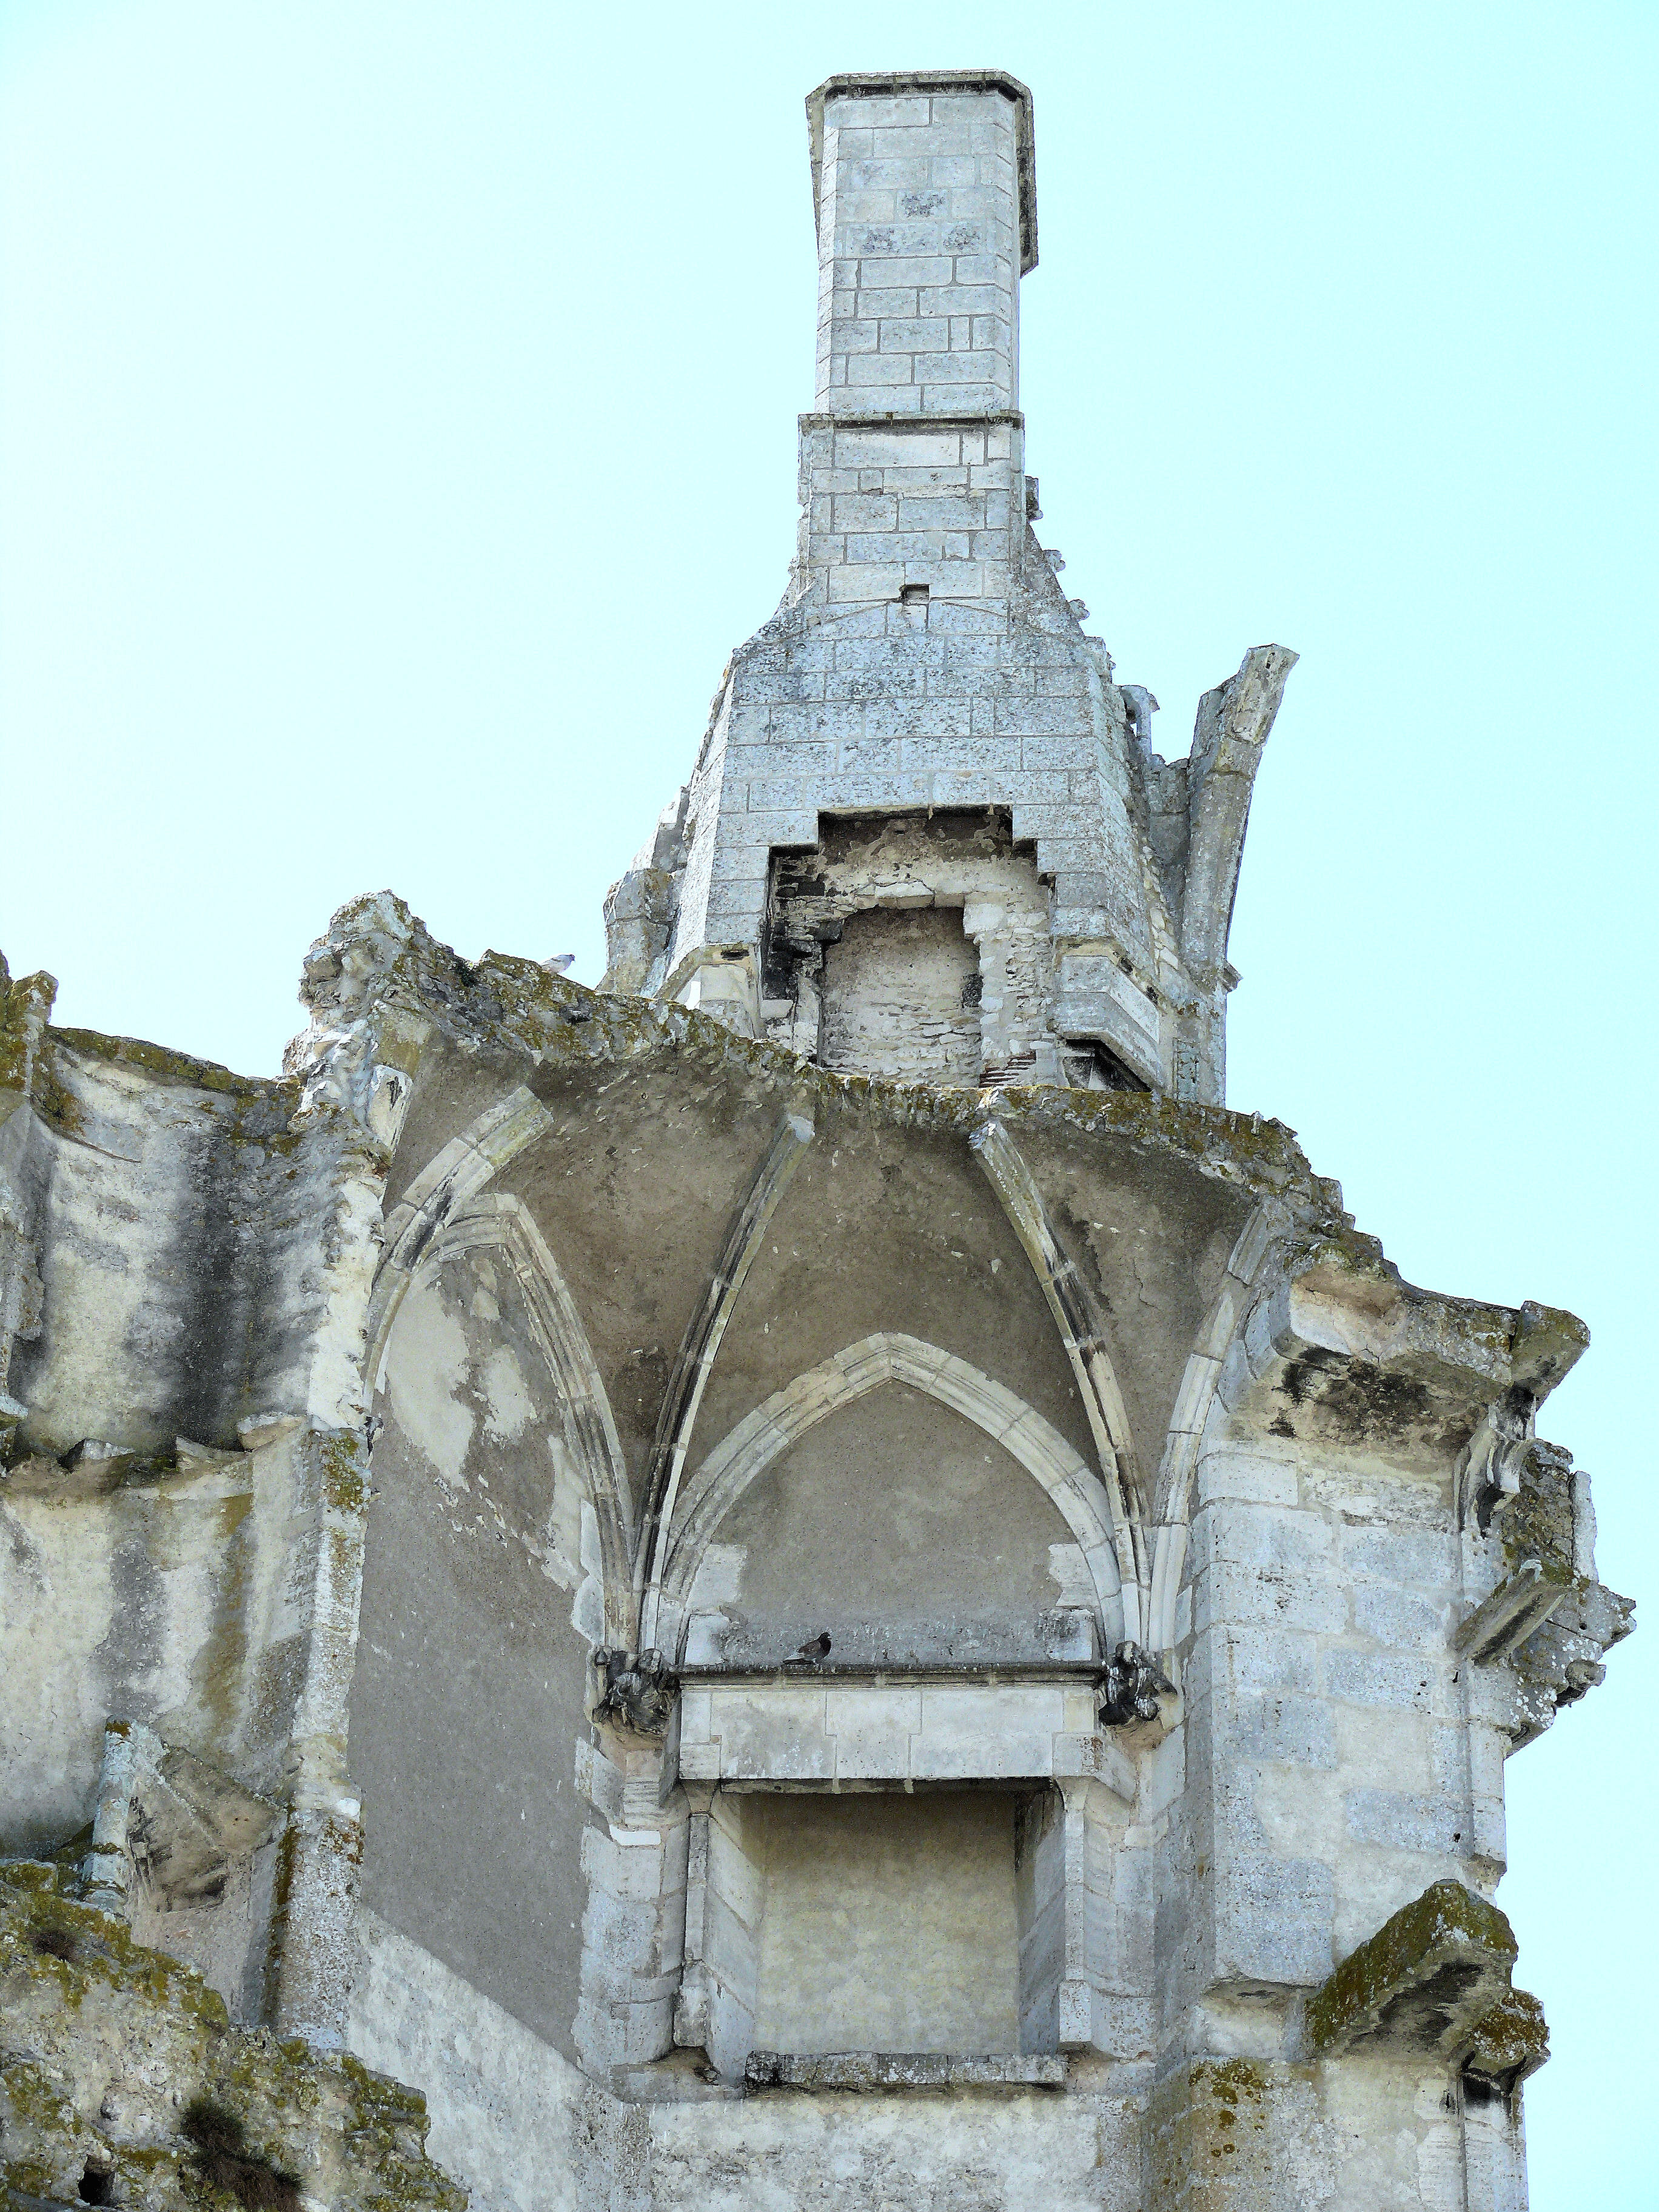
806;69;1038;275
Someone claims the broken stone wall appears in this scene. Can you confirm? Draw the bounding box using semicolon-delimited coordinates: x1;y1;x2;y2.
819;905;982;1084
12;1032;357;1457
763;811;1067;1085
0;1861;464;2212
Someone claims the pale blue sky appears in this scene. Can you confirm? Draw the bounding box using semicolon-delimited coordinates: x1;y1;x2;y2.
2;4;1654;2199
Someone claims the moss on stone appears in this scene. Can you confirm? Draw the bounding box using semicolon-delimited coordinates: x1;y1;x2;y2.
1464;1986;1549;2086
1503;1443;1577;1585
0;1867;466;2210
321;1432;367;1516
48;1026;272;1099
1305;1879;1515;2057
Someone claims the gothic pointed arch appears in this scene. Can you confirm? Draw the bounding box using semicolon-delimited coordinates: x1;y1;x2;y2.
380;1187;635;1645
366;1086;557;1391
657;1330;1124;1655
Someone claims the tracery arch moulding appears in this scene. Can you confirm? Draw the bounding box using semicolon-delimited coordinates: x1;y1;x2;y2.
646;1329;1127;1663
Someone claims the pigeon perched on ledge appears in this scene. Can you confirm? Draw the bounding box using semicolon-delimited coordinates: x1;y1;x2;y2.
788;1632;831;1664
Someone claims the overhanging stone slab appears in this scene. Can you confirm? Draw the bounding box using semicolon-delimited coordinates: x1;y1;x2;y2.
677;1667;1111;1790
1305;1880;1527;2067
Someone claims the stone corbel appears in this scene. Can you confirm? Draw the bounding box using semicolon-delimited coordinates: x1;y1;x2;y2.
1305;1879;1547;2093
1453;1558;1570;1666
592;1647;679;1738
1456;1387;1538;1533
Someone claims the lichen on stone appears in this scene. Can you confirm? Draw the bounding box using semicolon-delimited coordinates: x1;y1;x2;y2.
0;1861;464;2211
1305;1879;1520;2063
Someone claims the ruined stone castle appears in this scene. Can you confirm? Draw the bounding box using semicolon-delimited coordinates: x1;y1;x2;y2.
1;69;1632;2212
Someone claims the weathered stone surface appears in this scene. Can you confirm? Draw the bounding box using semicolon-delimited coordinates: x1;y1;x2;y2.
0;1862;464;2210
1305;1880;1532;2069
0;59;1630;2212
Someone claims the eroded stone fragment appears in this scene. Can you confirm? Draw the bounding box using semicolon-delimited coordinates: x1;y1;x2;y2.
1305;1879;1540;2076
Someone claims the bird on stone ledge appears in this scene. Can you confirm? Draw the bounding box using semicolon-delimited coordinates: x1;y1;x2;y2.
788;1632;831;1664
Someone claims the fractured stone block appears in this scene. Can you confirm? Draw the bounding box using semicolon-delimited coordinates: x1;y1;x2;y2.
1304;1879;1541;2081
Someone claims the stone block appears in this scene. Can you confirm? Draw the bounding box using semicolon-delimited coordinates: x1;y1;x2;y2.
918;382;1007;414
834;425;963;471
845;352;916;387
1227;1693;1337;1769
825;95;933;130
711;1687;833;1783
831;492;898;529
1221;1627;1321;1695
1305;1879;1521;2062
1195;1447;1297;1506
836;193;897;227
705;1815;766;1934
1322;1649;1438;1713
1353;1583;1446;1649
847;155;931;191
850;252;956;289
914;1683;1067;1778
1193;1557;1348;1637
1215;1854;1336;1984
878;316;956;352
856;284;921;317
1341;1525;1458;1586
876;121;974;160
827;563;904;602
1344;1788;1463;1854
823;1686;920;1778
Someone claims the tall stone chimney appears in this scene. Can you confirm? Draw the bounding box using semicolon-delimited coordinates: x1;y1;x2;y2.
603;69;1296;1107
800;72;1034;617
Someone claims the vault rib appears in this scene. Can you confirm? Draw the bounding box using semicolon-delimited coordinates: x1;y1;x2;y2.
970;1118;1149;1644
637;1108;814;1647
366;1086;556;1390
434;1192;635;1647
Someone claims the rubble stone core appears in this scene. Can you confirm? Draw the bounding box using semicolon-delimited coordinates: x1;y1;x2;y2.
0;66;1632;2212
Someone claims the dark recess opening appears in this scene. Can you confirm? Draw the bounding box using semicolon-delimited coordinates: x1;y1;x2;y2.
78;2166;114;2204
1064;1041;1150;1093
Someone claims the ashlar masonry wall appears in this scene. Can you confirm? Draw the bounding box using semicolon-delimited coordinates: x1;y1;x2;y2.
812;76;1028;420
605;73;1298;1107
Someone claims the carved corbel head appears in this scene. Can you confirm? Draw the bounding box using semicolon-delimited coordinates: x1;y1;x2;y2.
592;1647;678;1738
1456;1385;1538;1533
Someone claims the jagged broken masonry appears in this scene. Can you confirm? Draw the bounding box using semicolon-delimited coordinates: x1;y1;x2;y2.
1;69;1630;2212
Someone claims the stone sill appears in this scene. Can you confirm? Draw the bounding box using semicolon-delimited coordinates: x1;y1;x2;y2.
797;409;1025;432
745;2051;1066;2093
678;1661;1106;1688
677;1668;1134;1794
